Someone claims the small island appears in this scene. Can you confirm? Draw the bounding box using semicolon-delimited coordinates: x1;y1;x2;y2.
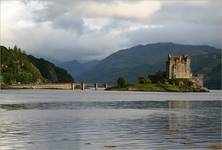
107;54;209;92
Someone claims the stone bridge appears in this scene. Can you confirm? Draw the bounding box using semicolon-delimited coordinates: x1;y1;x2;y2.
4;83;114;90
72;82;113;90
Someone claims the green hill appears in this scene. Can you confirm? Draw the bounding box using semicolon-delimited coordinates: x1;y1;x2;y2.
0;46;73;85
27;55;73;83
58;60;99;78
77;42;221;89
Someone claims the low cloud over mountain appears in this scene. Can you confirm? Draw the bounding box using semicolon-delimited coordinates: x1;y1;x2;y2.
1;0;221;61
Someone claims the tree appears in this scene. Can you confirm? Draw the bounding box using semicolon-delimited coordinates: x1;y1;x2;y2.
0;74;4;84
117;76;127;88
138;76;151;84
149;71;166;83
16;72;33;84
13;45;18;51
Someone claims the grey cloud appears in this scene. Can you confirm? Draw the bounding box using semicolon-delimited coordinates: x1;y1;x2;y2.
126;22;221;48
52;15;84;31
2;0;221;62
148;0;222;25
27;2;68;22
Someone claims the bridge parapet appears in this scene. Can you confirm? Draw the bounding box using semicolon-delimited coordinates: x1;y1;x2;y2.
71;82;114;90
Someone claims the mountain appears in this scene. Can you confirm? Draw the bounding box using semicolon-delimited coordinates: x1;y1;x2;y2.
77;42;221;89
0;45;73;85
59;60;99;79
192;52;221;89
28;55;73;83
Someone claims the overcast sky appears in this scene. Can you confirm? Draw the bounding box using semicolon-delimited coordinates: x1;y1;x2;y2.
1;0;221;62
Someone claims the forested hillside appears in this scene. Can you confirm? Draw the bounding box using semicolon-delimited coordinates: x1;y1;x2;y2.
0;46;73;85
28;55;73;83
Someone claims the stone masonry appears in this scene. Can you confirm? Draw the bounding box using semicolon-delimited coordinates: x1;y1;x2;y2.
166;54;203;87
166;54;192;79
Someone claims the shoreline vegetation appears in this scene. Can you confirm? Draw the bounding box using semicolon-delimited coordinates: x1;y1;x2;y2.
0;70;209;92
106;83;209;92
106;75;209;92
1;83;209;92
0;76;211;92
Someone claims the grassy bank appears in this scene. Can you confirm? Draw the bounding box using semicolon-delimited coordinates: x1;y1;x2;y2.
106;83;209;92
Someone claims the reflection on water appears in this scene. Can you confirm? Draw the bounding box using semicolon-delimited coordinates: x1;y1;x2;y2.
168;101;192;129
166;101;221;149
0;90;221;150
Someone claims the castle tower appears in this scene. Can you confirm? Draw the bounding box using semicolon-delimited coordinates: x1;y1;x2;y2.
166;53;192;79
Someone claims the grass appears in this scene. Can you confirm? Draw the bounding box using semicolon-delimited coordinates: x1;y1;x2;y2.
128;83;182;92
128;83;165;91
107;83;208;92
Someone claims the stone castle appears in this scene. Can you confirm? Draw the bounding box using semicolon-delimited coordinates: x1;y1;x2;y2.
166;54;204;87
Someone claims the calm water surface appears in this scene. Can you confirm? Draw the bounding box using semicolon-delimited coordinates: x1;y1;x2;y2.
0;90;221;150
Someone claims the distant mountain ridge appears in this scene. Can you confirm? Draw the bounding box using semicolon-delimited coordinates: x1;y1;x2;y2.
58;60;99;80
76;42;221;89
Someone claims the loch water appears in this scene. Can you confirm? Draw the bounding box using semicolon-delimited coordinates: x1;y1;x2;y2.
0;89;221;150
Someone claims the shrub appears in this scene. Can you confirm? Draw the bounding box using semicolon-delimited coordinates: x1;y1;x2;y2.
138;76;152;84
0;74;4;84
117;76;127;88
170;79;193;87
16;72;33;84
149;71;166;83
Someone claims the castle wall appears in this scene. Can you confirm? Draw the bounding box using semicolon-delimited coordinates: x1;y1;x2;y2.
166;55;192;79
172;62;192;79
166;54;204;88
192;74;204;88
